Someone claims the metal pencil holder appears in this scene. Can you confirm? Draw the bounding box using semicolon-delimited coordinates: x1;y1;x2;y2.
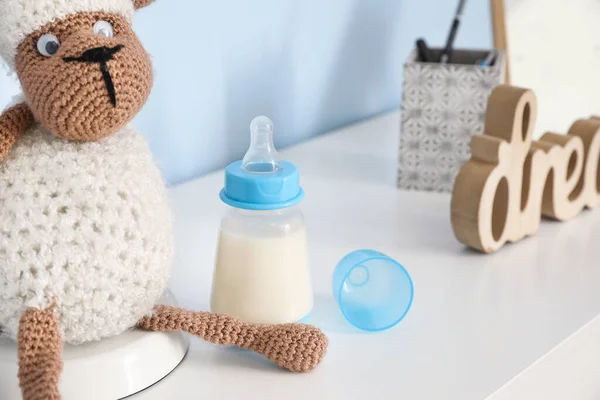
397;48;506;193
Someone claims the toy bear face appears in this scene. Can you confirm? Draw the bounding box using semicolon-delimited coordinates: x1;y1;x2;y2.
14;12;153;141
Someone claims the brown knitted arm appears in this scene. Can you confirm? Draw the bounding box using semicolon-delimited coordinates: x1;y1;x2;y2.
18;303;63;400
133;0;156;10
0;103;33;161
138;305;328;373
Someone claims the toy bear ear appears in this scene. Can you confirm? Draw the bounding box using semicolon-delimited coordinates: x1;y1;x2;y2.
133;0;155;10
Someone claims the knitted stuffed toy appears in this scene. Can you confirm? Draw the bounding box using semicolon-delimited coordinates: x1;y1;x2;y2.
0;1;328;398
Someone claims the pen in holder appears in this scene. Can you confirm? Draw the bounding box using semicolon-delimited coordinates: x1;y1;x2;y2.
397;48;506;193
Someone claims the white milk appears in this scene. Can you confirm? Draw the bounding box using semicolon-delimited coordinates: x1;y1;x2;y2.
211;225;313;324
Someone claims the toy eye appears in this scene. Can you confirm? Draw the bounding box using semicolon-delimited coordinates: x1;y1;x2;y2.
37;34;60;57
93;21;114;38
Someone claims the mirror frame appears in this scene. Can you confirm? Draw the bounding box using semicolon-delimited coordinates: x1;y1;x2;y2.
490;0;510;84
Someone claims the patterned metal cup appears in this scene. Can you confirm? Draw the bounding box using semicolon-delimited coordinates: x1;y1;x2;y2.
398;48;506;193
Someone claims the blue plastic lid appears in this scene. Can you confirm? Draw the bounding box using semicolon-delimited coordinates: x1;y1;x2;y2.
332;250;414;332
219;116;304;210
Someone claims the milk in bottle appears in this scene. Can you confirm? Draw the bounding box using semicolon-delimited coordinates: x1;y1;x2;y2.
211;116;313;324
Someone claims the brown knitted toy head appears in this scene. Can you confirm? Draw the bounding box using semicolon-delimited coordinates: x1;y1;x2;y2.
12;5;153;141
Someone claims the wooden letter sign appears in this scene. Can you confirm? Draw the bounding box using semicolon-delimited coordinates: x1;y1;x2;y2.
451;85;600;253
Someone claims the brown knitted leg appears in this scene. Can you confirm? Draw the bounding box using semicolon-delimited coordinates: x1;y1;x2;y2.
18;304;63;400
138;305;328;372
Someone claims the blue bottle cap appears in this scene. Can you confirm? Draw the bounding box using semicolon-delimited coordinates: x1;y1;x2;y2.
332;250;414;332
219;116;304;210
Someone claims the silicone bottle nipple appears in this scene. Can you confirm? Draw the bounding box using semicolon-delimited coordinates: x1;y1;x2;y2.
242;116;282;174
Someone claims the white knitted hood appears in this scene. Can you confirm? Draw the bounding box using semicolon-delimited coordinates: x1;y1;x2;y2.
0;0;135;70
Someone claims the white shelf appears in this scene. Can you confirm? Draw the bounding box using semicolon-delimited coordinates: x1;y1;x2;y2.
133;111;600;399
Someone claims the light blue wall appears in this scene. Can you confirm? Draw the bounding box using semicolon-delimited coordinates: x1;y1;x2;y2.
0;0;493;185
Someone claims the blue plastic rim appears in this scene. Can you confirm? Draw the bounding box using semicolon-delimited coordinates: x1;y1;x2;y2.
332;250;414;332
220;160;304;210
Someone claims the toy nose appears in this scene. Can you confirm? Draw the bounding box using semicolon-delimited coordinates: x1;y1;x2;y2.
64;45;124;63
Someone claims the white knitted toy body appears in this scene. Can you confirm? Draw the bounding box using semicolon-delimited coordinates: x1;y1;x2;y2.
0;124;173;344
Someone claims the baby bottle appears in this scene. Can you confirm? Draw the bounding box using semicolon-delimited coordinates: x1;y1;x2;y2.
210;116;313;324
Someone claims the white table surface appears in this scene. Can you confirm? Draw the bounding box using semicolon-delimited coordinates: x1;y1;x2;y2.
133;110;600;400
